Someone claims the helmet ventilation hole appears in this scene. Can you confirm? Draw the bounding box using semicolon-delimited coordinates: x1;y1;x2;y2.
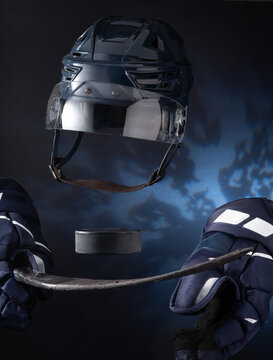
150;36;159;49
136;57;156;62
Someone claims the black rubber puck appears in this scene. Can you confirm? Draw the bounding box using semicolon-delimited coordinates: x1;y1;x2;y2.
75;228;141;254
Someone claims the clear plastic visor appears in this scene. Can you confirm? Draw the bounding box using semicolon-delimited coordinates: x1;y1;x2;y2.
46;81;187;144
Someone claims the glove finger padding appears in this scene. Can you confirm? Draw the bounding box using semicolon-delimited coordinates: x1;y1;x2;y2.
0;217;19;260
171;234;273;359
0;178;54;329
11;248;54;301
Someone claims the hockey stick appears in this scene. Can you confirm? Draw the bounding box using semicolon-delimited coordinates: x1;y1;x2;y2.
13;247;252;291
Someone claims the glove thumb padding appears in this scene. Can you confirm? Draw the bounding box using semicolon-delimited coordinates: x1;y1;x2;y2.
170;248;240;315
174;281;238;359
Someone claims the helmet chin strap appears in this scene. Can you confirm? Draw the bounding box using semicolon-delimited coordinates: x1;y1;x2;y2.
49;129;180;193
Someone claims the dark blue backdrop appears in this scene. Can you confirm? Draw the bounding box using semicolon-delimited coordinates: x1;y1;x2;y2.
0;0;272;359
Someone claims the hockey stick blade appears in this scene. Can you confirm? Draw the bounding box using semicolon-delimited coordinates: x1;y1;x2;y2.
13;247;253;291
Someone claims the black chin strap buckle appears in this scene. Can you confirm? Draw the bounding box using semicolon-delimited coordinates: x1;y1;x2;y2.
146;142;180;187
49;159;64;182
148;168;166;186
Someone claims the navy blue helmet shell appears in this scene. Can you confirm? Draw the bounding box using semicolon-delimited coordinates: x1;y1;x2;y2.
47;17;193;145
62;17;193;107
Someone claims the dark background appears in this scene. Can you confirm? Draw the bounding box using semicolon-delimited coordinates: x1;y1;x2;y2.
0;0;273;359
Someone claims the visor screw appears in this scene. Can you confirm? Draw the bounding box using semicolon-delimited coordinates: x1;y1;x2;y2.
111;90;119;97
85;87;92;94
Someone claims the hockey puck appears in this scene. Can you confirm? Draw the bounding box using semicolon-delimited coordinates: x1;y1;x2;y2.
75;228;141;254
